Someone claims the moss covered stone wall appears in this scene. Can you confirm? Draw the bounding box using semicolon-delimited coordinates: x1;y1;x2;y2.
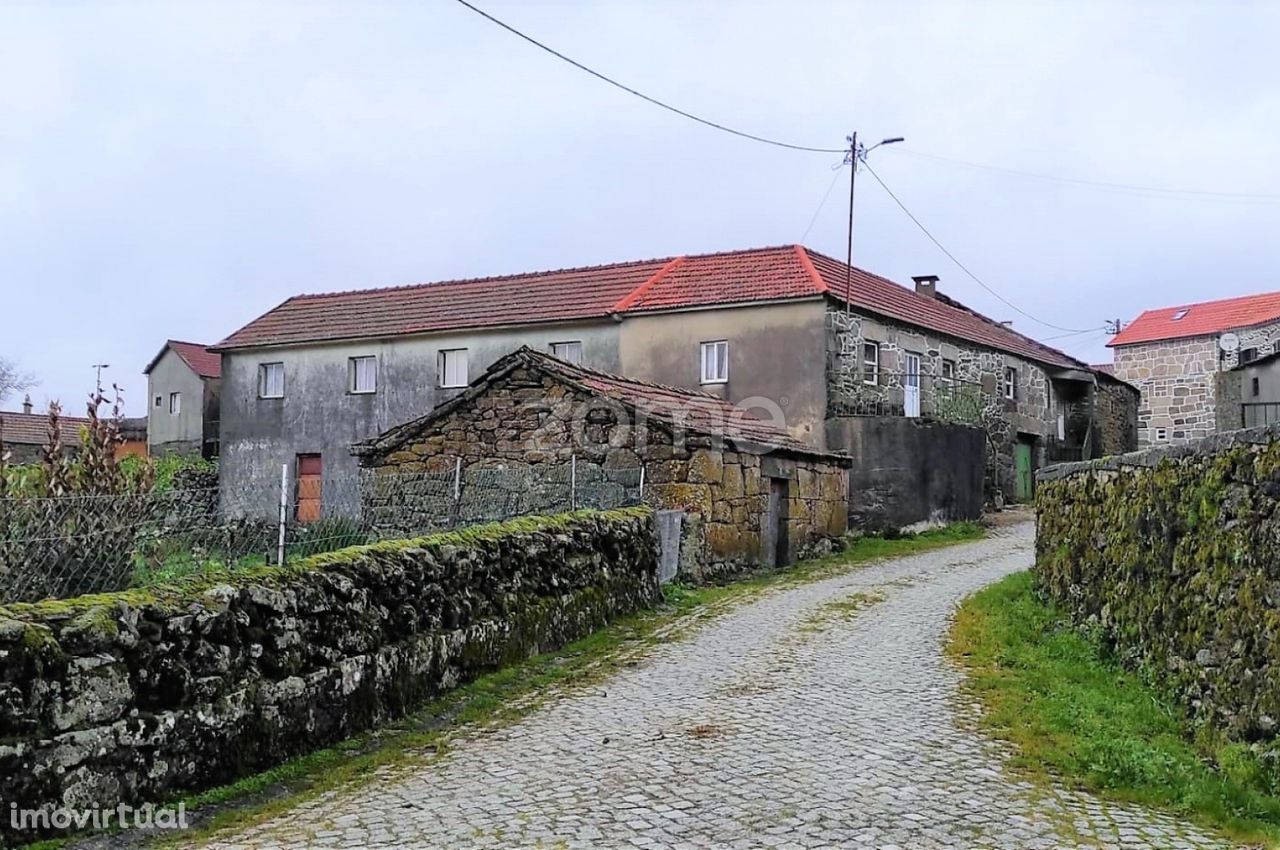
0;508;659;843
1035;424;1280;742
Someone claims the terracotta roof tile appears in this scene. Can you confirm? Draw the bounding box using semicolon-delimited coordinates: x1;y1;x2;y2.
1108;291;1280;347
215;245;1085;370
0;411;88;448
144;341;221;379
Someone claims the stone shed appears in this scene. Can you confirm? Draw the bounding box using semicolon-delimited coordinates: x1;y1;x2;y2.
352;347;851;578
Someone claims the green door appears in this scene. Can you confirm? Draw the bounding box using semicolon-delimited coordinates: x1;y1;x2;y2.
1014;441;1034;503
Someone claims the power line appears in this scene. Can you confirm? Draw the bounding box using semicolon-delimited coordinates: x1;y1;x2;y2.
887;148;1280;202
452;0;845;155
799;162;848;243
860;161;1097;334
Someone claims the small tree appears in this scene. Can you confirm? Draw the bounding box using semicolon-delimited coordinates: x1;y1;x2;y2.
0;356;35;405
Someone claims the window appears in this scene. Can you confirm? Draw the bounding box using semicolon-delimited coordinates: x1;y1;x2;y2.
1003;366;1018;400
1155;427;1169;441
259;362;285;398
1172;309;1190;321
700;340;728;384
550;341;583;365
940;359;956;384
349;356;377;394
1241;347;1259;365
154;396;162;408
861;343;880;386
168;392;181;415
439;348;469;388
1253;377;1261;397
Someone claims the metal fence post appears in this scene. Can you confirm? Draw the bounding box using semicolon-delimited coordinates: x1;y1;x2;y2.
570;454;577;511
451;456;462;528
639;464;645;503
276;463;288;567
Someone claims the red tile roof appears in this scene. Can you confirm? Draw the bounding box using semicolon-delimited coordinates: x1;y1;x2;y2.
0;411;88;448
215;245;1085;370
144;341;221;379
1108;290;1280;347
357;348;848;464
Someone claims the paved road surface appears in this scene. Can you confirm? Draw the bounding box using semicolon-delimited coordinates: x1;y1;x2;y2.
206;522;1233;849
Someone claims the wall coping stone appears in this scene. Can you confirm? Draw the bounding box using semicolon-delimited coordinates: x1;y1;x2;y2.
1038;423;1280;482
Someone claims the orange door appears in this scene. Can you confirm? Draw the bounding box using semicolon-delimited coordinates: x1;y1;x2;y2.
296;454;322;523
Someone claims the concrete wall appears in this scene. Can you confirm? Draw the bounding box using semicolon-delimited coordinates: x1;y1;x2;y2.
617;299;829;449
145;349;213;456
220;321;619;516
826;416;985;530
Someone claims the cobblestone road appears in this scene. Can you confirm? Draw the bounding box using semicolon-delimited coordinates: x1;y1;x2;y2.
208;523;1236;849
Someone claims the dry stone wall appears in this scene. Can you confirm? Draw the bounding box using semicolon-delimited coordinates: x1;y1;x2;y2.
0;509;660;843
1036;425;1280;744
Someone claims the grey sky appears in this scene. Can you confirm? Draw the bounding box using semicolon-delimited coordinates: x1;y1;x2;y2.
3;0;1278;415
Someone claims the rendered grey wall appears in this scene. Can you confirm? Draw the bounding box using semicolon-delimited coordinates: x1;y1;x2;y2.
618;300;829;449
826;416;985;530
145;349;207;455
219;321;621;517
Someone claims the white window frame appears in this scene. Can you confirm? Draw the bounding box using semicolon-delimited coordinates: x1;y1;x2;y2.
168;392;181;416
550;341;584;365
940;359;955;385
1003;366;1017;401
862;342;880;386
259;362;285;399
439;348;469;388
349;355;377;394
700;340;729;384
1155;427;1169;442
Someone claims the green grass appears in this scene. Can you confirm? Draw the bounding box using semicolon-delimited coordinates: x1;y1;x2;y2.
29;520;986;850
949;571;1280;845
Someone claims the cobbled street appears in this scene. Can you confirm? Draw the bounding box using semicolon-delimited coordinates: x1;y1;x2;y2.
206;522;1235;849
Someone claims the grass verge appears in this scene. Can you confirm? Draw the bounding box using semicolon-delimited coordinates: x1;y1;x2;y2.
949;570;1280;846
45;521;987;850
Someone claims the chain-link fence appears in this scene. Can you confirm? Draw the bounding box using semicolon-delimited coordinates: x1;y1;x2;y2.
0;460;645;604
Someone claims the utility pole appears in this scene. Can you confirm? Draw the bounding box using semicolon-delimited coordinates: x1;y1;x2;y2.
844;131;857;315
842;133;905;314
92;363;110;395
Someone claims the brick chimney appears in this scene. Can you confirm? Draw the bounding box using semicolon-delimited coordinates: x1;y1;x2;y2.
21;395;32;415
912;275;940;298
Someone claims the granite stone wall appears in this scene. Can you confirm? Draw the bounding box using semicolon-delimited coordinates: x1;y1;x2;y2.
826;307;1059;500
1094;377;1140;456
0;509;660;843
360;367;848;578
1113;337;1220;447
1036;425;1280;744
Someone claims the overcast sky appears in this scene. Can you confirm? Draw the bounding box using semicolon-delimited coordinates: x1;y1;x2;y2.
3;0;1278;415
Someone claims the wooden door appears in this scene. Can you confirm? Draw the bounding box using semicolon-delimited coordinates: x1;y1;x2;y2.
296;454;322;523
768;477;791;567
1014;442;1034;503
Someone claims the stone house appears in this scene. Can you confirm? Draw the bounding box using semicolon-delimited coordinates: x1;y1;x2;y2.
1108;290;1280;447
213;244;1125;519
352;348;850;576
143;340;221;458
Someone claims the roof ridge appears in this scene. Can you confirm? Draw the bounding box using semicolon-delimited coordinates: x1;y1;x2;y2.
1131;287;1280;316
612;256;688;313
287;244;803;303
793;245;827;292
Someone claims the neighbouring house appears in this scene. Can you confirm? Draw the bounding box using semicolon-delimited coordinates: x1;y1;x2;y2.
0;397;145;463
212;244;1129;521
1089;366;1140;457
144;340;221;458
0;397;87;464
352;347;850;577
1108;290;1280;447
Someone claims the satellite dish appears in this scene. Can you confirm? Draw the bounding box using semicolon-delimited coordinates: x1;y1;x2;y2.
1219;332;1240;353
